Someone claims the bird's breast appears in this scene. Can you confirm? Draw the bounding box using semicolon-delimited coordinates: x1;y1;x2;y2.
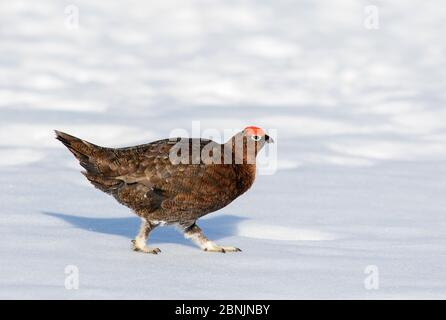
234;164;256;196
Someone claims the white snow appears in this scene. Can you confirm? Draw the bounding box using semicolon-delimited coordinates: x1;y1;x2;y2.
1;0;446;299
237;223;339;241
0;149;45;167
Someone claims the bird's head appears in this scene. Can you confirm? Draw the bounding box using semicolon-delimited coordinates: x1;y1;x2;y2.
226;126;274;164
242;126;274;146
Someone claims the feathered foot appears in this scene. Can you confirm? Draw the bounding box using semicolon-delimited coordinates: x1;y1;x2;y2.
131;219;161;254
182;223;242;253
131;240;161;254
203;244;242;253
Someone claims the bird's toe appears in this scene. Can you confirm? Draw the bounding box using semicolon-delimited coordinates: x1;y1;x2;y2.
204;247;226;253
222;246;242;253
134;247;162;254
153;247;162;254
131;240;161;254
203;245;241;253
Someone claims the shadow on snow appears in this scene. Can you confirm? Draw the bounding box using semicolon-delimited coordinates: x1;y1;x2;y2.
42;211;247;247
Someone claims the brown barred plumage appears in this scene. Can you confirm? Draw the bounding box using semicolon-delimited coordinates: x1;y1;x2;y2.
55;127;273;254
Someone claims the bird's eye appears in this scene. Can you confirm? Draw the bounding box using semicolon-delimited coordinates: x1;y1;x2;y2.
251;135;262;142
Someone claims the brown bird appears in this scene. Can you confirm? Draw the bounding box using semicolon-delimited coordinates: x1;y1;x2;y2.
55;126;273;254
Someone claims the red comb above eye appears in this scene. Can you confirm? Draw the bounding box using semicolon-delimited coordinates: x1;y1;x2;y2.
244;126;265;136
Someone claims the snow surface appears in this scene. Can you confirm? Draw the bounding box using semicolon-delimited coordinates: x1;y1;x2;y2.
1;0;446;299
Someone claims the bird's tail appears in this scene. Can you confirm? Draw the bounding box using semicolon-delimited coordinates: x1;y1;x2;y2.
55;130;123;194
55;130;103;174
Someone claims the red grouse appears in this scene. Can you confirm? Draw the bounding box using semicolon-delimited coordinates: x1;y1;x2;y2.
55;127;273;254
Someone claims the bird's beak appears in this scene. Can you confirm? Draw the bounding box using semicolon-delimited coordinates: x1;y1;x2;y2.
265;134;274;143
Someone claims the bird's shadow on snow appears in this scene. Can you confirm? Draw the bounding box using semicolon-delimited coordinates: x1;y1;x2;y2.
42;211;246;247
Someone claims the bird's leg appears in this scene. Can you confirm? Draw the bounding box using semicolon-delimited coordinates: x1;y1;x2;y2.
131;219;161;254
182;223;241;253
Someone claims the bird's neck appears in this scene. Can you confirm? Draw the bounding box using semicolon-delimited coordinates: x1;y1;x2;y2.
224;138;260;165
